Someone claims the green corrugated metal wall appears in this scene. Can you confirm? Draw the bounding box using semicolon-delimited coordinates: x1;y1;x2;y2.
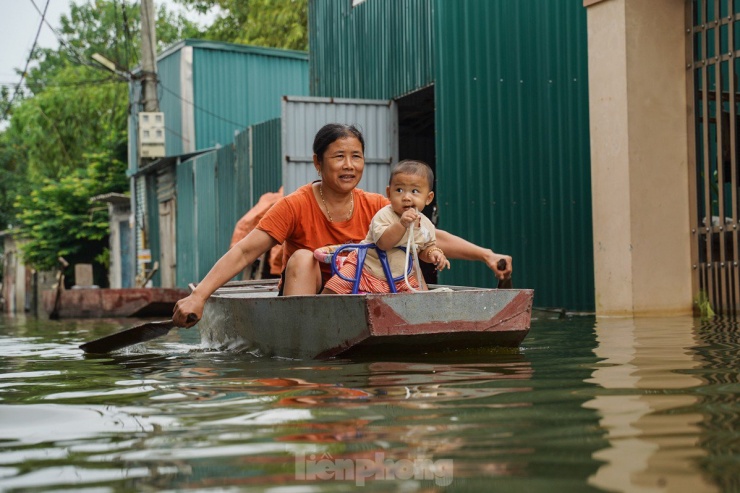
136;41;309;286
251;118;282;200
129;40;308;175
157;50;185;157
309;0;434;98
192;44;310;150
175;146;250;287
176;159;196;287
234;128;252;209
435;0;593;310
309;0;593;310
216;144;237;255
193;153;219;280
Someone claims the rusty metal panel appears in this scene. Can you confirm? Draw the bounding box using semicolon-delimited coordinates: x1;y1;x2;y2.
281;96;398;195
156;167;176;202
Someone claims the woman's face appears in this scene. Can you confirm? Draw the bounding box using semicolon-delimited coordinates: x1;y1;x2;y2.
314;136;365;194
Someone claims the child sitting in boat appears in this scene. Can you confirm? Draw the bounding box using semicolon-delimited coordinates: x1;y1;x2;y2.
321;159;450;294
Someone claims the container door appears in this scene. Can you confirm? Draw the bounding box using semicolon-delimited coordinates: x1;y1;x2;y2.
281;96;398;195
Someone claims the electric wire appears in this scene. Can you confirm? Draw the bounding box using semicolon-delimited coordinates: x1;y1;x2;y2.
26;0;113;74
1;0;50;120
159;82;248;128
0;78;126;89
120;0;135;70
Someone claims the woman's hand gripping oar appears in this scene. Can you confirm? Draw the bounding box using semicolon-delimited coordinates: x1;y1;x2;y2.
496;258;513;289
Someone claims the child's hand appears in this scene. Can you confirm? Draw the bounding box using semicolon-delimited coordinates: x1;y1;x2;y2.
427;248;450;271
399;209;420;229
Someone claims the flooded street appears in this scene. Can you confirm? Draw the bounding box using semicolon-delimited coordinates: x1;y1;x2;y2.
0;312;737;491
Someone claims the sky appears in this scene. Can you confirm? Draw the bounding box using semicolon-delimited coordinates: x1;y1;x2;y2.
0;0;215;91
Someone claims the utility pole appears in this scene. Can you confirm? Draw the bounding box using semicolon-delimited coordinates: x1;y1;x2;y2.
140;0;159;113
135;0;163;287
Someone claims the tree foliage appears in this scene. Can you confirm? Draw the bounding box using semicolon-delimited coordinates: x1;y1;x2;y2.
0;0;307;282
14;128;129;278
175;0;308;51
0;0;201;279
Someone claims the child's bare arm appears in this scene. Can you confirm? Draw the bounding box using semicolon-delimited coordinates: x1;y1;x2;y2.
421;246;450;271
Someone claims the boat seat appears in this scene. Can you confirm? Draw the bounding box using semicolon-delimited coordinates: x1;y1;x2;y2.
313;243;413;294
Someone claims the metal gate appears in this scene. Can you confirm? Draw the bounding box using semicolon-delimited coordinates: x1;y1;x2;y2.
689;0;740;314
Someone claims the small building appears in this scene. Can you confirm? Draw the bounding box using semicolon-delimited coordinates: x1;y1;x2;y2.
91;193;134;289
127;40;309;288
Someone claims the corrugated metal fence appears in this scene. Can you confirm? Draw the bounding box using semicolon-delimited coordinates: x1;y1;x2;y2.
175;122;282;287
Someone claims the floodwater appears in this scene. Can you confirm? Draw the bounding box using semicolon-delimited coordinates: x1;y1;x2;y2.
0;312;738;492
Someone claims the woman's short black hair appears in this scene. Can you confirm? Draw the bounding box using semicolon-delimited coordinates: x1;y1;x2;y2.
313;123;365;161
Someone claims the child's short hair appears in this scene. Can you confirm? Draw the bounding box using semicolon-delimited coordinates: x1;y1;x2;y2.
389;159;434;189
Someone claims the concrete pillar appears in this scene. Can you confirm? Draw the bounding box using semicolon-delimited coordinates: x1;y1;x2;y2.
586;0;693;315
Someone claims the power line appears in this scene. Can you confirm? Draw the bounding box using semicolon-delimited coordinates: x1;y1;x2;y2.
1;0;50;120
27;0;115;75
0;77;126;89
158;82;248;129
120;0;135;70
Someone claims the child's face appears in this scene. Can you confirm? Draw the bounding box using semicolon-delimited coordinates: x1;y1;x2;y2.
386;172;434;215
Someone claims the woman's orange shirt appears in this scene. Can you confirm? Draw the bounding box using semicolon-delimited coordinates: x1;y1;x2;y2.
257;182;389;282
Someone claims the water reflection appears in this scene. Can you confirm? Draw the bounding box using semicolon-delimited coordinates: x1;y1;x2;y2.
1;313;737;491
693;317;740;493
585;317;717;493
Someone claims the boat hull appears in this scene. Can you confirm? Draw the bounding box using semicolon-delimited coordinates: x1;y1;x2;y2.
198;280;534;359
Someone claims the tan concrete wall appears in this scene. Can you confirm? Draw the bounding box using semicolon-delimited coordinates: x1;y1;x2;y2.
587;0;693;315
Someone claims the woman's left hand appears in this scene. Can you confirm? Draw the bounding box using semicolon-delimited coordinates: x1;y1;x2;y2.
484;252;512;281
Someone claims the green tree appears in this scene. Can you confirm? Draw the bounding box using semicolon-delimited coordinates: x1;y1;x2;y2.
14;130;128;279
175;0;308;51
0;0;202;279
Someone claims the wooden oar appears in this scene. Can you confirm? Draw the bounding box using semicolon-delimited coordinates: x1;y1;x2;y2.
79;315;196;354
497;258;513;289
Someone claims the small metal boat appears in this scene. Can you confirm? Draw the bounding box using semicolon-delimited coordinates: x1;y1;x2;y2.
197;279;534;359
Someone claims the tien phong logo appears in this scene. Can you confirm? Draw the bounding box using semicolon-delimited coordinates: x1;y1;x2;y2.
295;451;454;486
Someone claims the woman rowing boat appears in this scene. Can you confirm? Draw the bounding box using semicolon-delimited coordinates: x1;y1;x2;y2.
172;123;512;327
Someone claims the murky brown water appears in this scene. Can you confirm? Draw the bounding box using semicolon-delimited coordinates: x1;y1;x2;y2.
0;312;737;491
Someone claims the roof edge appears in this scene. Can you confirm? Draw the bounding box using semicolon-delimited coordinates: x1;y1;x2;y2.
156;38;309;63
